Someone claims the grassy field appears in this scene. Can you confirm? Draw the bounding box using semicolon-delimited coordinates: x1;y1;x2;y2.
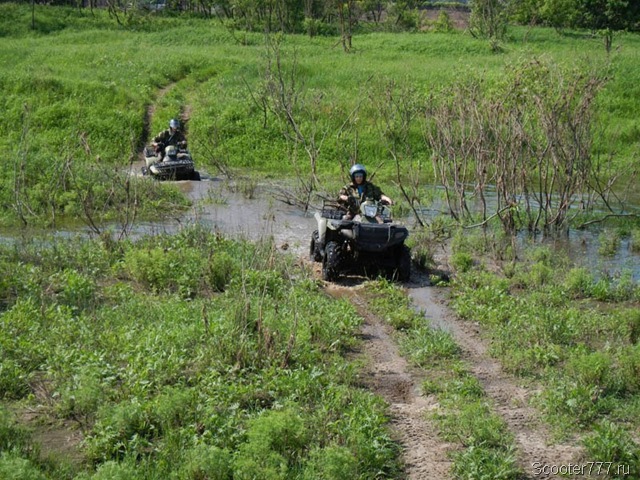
1;3;639;227
1;5;640;478
0;227;403;479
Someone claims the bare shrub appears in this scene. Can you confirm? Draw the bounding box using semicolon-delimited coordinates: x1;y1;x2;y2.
426;58;610;235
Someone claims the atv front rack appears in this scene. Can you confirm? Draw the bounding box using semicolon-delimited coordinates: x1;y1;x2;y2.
321;200;346;220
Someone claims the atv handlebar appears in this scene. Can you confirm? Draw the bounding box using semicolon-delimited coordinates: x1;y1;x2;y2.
152;141;187;151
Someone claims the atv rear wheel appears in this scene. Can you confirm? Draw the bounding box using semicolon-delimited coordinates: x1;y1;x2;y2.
310;231;323;262
322;241;342;281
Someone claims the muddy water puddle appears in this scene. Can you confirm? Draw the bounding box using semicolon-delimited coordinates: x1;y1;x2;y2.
4;173;640;282
168;178;318;256
1;177;319;258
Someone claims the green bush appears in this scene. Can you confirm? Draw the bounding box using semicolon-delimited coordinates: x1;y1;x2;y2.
583;421;640;479
529;261;553;287
86;400;155;462
174;445;233;480
56;371;108;421
51;269;97;312
563;267;594;298
402;325;460;366
302;445;359;480
208;251;237;292
566;351;617;395
123;246;205;297
437;400;509;449
88;461;142;480
0;408;32;454
0;453;47;480
433;10;455;33
598;230;621;256
451;252;474;273
233;409;308;479
0;299;49;399
541;380;609;426
451;445;522;480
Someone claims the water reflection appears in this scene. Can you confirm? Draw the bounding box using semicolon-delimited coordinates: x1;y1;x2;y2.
419;185;640;280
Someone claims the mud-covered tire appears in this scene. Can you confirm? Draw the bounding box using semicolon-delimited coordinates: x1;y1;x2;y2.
190;170;201;181
394;245;411;282
310;231;322;262
322;241;341;281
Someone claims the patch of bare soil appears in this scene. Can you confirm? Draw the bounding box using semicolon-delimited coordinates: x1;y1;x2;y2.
18;376;85;466
326;284;454;480
407;272;586;479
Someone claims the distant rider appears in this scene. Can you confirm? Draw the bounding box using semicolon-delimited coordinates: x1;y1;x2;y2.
152;118;187;160
338;164;393;221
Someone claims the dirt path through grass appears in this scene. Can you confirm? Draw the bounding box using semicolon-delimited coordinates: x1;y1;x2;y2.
326;284;453;479
408;278;585;479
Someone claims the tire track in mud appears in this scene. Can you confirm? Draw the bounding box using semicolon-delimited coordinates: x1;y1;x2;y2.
407;279;586;479
325;283;453;480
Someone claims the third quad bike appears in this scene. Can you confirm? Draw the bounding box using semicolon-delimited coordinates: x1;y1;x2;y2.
310;198;411;282
142;144;200;181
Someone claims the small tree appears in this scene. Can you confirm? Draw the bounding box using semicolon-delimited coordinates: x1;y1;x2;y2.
469;0;509;45
575;0;638;52
540;0;579;33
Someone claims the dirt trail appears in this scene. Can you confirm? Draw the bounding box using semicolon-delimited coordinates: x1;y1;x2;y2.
326;284;453;480
407;278;585;479
137;82;189;161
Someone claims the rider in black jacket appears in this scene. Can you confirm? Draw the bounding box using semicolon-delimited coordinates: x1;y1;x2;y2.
152;119;187;159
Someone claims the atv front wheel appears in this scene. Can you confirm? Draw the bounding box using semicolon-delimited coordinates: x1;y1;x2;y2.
322;241;342;281
394;245;411;282
310;231;323;262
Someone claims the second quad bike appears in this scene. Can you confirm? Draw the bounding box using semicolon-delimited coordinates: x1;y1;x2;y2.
142;144;200;181
310;198;411;282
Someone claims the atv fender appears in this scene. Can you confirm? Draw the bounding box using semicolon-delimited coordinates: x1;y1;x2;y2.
314;212;327;245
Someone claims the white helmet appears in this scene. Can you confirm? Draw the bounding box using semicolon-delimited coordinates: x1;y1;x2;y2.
169;119;180;129
349;164;367;182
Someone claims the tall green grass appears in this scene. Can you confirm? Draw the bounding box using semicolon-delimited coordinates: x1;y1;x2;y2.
0;226;402;479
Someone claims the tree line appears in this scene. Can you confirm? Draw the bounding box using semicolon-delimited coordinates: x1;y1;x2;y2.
12;0;640;41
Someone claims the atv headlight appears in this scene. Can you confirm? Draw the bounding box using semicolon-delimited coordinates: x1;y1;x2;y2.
165;145;177;157
363;204;378;217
